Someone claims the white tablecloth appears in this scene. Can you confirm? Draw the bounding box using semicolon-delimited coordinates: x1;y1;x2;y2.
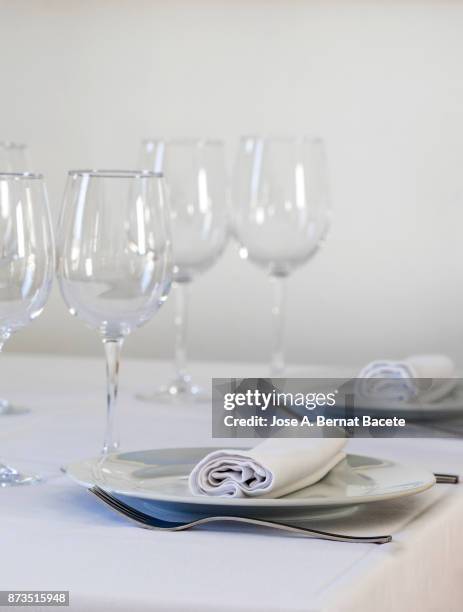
1;354;463;612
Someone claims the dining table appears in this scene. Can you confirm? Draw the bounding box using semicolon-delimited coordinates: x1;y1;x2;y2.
1;352;462;612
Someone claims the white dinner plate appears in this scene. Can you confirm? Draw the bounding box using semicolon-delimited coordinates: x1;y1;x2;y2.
67;447;435;520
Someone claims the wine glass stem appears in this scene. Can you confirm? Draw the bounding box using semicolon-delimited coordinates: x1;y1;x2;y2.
174;282;189;383
0;330;10;352
102;338;123;455
0;333;13;472
0;334;10;418
270;275;286;377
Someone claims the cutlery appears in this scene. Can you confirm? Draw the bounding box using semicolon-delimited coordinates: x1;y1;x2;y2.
89;485;392;544
434;473;459;484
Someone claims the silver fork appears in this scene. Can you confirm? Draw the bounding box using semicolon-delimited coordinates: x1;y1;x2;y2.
434;473;459;484
89;486;392;544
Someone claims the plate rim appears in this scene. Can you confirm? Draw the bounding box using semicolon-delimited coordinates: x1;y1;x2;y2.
66;447;436;508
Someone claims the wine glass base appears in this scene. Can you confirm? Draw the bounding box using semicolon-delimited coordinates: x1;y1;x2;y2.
137;378;211;404
0;465;41;487
0;398;30;416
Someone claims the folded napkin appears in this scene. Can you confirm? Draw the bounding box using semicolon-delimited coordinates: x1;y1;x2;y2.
188;437;346;498
357;354;456;403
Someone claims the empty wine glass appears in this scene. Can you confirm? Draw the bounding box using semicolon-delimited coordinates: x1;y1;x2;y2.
0;142;28;173
57;170;172;454
0;172;54;486
233;136;331;375
0;142;30;415
137;140;228;402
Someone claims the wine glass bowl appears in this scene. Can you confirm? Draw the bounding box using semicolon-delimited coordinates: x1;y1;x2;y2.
141;140;228;283
233;136;330;277
58;170;172;339
0;173;54;337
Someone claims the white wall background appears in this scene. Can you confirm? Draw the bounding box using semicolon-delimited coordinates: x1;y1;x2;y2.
1;0;462;366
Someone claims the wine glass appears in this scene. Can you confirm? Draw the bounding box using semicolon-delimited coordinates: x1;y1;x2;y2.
0;142;30;415
0;142;28;173
232;136;331;375
57;170;172;454
0;172;54;486
137;140;228;402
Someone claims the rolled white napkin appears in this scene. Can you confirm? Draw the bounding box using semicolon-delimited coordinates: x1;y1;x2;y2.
188;437;346;498
357;354;456;403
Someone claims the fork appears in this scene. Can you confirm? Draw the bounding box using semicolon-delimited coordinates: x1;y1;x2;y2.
434;473;459;484
89;485;392;544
